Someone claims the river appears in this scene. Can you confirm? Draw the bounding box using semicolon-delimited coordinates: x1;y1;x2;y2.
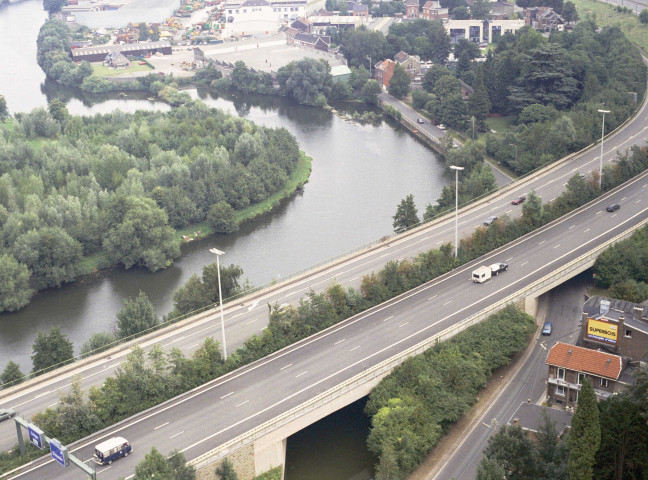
0;4;448;477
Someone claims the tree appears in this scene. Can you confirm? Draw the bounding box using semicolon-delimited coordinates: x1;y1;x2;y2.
481;424;540;479
48;98;68;123
476;457;507;480
470;0;491;18
361;79;382;105
388;63;411;99
208;201;239;233
0;254;33;312
13;227;83;290
43;0;65;13
215;458;238;480
393;194;419;232
116;291;159;339
133;447;196;480
568;377;601;480
31;325;74;374
80;332;117;357
563;1;579;23
277;58;332;106
639;9;648;23
103;195;180;272
468;66;491;128
1;361;24;388
453;6;470;18
0;95;8;121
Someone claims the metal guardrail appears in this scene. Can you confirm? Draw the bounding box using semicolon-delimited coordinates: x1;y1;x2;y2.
189;217;648;470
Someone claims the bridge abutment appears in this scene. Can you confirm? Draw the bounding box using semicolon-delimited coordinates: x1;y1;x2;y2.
253;437;286;479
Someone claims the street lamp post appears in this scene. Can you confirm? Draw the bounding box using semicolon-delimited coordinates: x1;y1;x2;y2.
509;143;517;165
449;165;464;258
209;247;227;361
471;116;475;141
598;109;610;189
367;56;372;78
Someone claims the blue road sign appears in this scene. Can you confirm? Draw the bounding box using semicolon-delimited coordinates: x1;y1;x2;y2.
49;438;69;467
27;425;44;449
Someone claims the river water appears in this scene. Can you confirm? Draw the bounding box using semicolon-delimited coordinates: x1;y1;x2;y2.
0;4;448;477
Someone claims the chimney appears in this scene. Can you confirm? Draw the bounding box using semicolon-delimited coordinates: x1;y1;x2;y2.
600;299;611;315
634;306;642;321
513;418;519;427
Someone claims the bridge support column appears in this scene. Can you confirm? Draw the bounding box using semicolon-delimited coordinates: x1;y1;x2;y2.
524;296;539;318
254;437;286;480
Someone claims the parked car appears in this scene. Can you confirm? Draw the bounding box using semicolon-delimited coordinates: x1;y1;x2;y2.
511;195;526;205
0;409;16;422
484;216;498;226
417;118;424;124
542;322;553;335
606;203;620;212
437;124;446;130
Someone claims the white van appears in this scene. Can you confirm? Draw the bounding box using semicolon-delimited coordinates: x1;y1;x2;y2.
93;437;132;465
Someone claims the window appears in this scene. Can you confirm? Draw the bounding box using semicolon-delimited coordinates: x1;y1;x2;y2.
556;385;565;396
600;378;609;388
557;368;565;381
578;373;586;385
625;329;632;338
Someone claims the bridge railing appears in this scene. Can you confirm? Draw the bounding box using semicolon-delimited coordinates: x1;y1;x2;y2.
189;217;648;470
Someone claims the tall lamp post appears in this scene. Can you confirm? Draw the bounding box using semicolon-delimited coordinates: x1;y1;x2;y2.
209;248;227;361
366;56;372;78
509;143;517;165
449;165;464;258
598;109;610;189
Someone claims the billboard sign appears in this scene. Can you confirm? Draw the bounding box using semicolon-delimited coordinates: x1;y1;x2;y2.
27;424;44;449
49;438;69;467
586;318;618;344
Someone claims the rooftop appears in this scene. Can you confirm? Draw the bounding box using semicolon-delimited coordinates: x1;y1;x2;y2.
546;342;623;379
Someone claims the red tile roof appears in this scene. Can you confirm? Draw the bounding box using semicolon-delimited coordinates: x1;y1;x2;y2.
546;342;622;379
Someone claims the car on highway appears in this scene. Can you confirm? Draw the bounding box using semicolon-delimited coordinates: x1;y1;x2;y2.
542;322;553;335
606;203;620;212
490;263;508;275
0;408;16;422
437;124;446;130
417;118;424;124
511;195;526;205
484;216;498;226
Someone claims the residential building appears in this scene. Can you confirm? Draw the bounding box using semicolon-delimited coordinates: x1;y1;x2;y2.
293;31;330;51
352;3;369;16
545;342;631;407
580;296;648;361
374;58;395;88
405;0;419;18
394;51;421;78
103;50;131;69
526;6;565;32
421;0;448;20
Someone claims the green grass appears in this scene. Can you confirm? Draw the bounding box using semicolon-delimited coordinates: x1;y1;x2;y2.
92;63;154;77
485;116;515;135
571;0;648;51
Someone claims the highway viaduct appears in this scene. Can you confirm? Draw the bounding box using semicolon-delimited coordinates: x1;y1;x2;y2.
4;74;648;480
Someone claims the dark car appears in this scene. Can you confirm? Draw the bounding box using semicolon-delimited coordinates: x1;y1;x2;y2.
484;216;498;226
490;263;508;275
0;408;16;422
512;195;526;205
417;118;425;124
542;322;553;336
606;203;620;212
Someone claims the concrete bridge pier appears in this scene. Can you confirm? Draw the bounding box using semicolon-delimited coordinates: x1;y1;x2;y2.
254;437;286;480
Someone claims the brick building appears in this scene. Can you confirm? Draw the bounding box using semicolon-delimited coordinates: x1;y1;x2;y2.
545;342;631;407
580;296;648;361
